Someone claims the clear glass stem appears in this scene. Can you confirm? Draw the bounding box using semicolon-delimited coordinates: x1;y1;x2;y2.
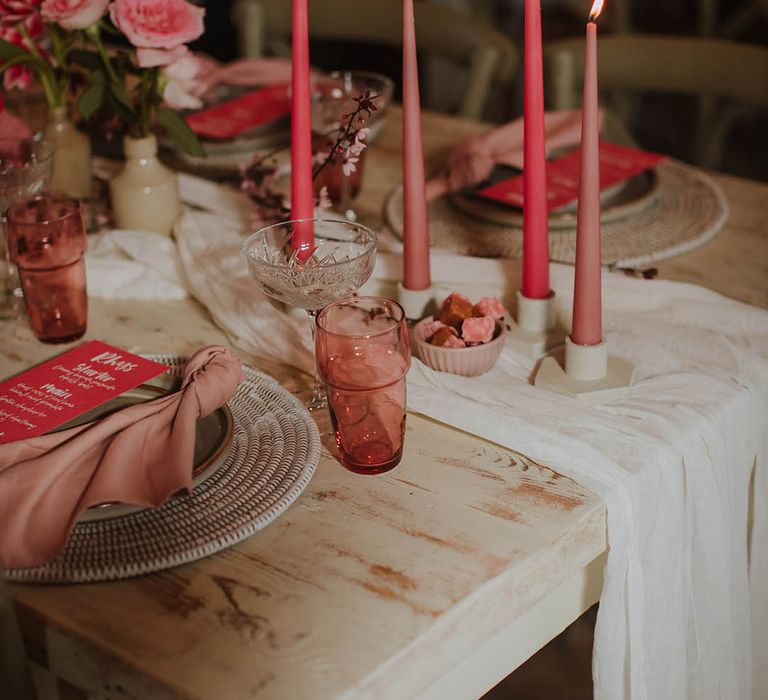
0;215;23;321
306;310;327;411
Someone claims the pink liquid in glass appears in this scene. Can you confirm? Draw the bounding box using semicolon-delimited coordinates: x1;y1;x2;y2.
7;194;88;343
326;359;408;475
19;260;87;343
317;298;410;475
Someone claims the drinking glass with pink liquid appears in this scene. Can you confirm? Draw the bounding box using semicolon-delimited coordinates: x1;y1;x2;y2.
316;297;410;475
7;194;88;344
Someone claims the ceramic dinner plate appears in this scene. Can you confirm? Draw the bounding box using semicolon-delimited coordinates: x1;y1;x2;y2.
58;376;234;523
448;166;660;230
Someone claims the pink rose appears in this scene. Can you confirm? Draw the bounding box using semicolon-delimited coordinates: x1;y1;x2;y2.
0;0;40;25
41;0;108;29
110;0;205;50
160;53;205;109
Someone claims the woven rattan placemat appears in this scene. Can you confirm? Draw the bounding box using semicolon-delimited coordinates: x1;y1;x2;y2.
5;357;320;584
385;160;729;268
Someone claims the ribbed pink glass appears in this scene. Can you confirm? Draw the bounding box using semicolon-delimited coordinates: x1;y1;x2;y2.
7;194;88;344
316;297;410;475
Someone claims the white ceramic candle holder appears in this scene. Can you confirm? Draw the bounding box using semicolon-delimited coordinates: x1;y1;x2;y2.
506;290;566;358
397;282;438;321
534;336;635;403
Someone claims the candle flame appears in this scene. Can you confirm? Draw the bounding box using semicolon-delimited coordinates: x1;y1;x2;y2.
589;0;605;21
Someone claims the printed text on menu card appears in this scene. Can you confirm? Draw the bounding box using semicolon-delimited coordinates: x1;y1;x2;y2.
0;341;168;445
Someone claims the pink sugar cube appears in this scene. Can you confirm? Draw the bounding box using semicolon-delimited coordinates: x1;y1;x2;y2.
461;315;496;344
420;318;448;341
441;333;467;348
473;296;506;319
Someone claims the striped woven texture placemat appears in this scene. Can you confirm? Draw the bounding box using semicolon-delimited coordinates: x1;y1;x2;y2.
5;358;320;584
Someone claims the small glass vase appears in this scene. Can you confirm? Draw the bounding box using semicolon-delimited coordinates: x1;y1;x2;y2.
44;106;92;199
109;134;181;237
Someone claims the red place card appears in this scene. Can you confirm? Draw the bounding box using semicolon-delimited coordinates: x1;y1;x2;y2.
478;142;666;211
185;84;292;140
0;341;168;445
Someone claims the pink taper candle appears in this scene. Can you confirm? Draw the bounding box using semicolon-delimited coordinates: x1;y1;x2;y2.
290;0;314;253
522;0;550;300
571;3;603;346
401;0;431;291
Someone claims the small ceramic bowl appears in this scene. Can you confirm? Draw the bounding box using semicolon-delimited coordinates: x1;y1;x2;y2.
411;317;507;377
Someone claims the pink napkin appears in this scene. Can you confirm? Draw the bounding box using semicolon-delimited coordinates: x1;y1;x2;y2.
185;56;295;99
0;346;244;570
0;110;33;141
424;109;604;201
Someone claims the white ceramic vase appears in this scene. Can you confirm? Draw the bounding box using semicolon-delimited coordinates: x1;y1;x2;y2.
109;134;181;236
44;106;92;199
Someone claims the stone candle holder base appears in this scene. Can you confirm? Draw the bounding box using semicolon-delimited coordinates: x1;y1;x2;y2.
397;282;438;321
535;337;635;404
507;291;566;358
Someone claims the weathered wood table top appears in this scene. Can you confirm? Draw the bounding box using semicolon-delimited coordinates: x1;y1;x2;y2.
2;108;767;700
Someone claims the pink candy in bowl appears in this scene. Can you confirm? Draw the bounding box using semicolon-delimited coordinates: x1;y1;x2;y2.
411;293;507;377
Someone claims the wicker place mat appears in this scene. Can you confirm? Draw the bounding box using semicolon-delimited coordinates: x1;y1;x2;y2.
385;160;730;268
5;357;321;584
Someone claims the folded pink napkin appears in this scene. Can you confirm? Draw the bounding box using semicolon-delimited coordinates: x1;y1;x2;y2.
424;109;604;201
0;346;243;570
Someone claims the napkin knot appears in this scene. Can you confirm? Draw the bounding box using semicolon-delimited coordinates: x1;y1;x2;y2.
182;345;245;417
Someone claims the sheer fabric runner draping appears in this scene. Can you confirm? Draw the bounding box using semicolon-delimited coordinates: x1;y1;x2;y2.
174;194;767;700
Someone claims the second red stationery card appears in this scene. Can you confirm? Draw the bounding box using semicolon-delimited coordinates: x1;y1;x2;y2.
477;142;666;211
0;341;169;445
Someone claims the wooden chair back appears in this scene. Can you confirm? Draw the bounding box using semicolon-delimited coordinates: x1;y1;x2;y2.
232;0;518;120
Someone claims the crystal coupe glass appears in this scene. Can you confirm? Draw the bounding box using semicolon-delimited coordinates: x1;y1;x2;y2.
241;218;377;410
0;137;54;318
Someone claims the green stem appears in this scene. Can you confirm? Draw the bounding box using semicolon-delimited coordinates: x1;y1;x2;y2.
86;24;117;83
18;22;63;106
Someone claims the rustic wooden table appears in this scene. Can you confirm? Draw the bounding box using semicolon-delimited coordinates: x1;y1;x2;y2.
1;107;766;700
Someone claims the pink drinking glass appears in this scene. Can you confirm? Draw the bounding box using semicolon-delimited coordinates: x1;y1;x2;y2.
316;296;410;475
7;194;88;344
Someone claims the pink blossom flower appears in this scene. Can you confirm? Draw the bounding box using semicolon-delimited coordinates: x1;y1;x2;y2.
348;127;369;157
161;54;204;109
109;0;204;50
315;185;331;212
41;0;108;29
341;155;358;177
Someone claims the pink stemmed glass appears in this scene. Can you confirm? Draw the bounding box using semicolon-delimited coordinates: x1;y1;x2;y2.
315;296;410;474
7;194;88;344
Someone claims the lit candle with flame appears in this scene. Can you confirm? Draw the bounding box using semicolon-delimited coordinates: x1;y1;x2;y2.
522;0;550;300
571;0;604;346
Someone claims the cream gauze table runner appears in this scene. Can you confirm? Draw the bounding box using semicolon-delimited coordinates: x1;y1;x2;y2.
171;183;767;700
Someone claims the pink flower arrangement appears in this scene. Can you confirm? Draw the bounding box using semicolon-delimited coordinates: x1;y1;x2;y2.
40;0;108;30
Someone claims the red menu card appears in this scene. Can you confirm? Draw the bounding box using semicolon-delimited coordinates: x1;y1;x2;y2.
478;142;666;211
185;84;292;140
0;341;168;445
